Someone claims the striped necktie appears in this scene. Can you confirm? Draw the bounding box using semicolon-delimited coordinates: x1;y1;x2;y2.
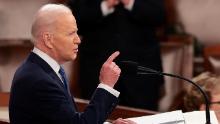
59;66;68;91
59;66;78;110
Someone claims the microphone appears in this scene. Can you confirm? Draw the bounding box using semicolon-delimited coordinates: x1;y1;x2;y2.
118;61;138;77
119;61;211;124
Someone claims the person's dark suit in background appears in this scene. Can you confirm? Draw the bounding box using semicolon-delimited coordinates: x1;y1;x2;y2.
9;4;135;124
68;0;166;110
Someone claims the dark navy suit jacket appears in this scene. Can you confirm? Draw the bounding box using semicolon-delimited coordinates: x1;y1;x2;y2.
9;52;118;124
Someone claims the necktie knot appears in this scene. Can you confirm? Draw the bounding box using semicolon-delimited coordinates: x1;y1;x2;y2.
59;67;65;77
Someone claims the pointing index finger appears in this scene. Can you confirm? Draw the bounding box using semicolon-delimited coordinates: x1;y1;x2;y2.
106;51;120;64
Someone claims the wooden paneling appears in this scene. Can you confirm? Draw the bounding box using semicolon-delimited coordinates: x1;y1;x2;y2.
0;92;157;123
203;45;220;73
0;121;9;124
69;98;158;120
0;93;9;107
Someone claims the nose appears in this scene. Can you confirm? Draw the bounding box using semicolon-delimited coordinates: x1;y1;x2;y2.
75;34;81;44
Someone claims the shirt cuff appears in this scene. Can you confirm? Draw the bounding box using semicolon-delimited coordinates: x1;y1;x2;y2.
101;1;115;16
124;0;135;11
98;83;120;97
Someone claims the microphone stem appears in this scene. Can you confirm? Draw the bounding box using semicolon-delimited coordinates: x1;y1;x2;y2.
159;72;211;124
121;61;211;124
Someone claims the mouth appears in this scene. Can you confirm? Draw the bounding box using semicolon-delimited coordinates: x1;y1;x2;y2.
73;48;78;53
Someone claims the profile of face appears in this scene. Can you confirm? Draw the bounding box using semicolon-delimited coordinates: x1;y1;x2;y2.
185;72;220;122
51;11;81;64
32;5;81;64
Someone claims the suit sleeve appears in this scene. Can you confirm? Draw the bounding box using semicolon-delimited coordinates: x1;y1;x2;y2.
33;79;118;124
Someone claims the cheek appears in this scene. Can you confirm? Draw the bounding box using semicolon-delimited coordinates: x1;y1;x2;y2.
63;38;73;48
53;36;64;49
66;41;75;54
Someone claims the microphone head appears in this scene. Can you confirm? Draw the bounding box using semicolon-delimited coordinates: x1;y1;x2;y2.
117;61;138;77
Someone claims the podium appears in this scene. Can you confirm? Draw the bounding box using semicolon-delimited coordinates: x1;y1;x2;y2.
127;110;218;124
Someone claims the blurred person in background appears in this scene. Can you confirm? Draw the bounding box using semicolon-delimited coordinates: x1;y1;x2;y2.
68;0;166;111
169;72;220;122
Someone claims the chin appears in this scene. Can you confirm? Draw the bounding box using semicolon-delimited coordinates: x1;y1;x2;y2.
72;55;77;60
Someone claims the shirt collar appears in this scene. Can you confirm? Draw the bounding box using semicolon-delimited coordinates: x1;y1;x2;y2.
32;47;60;74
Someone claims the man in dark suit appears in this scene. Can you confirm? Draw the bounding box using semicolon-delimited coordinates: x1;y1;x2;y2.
9;4;135;124
68;0;165;110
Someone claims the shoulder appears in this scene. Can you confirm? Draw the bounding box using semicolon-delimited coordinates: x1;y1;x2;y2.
14;60;45;80
12;58;52;91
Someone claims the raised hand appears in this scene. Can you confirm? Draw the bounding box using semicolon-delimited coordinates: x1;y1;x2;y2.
99;51;121;87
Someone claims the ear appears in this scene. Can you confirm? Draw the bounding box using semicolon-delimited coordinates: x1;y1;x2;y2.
200;104;206;110
42;32;53;49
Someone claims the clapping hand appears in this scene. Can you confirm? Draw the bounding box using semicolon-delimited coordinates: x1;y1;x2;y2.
105;0;120;9
120;0;131;6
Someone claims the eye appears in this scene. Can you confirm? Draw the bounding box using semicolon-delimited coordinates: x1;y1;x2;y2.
69;31;76;36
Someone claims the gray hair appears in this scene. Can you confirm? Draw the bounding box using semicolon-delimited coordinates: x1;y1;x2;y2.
31;4;72;43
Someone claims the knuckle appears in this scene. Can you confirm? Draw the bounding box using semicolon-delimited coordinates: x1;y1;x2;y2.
103;63;108;68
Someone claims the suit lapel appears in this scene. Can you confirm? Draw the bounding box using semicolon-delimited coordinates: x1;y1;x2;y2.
27;52;78;110
27;52;66;90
